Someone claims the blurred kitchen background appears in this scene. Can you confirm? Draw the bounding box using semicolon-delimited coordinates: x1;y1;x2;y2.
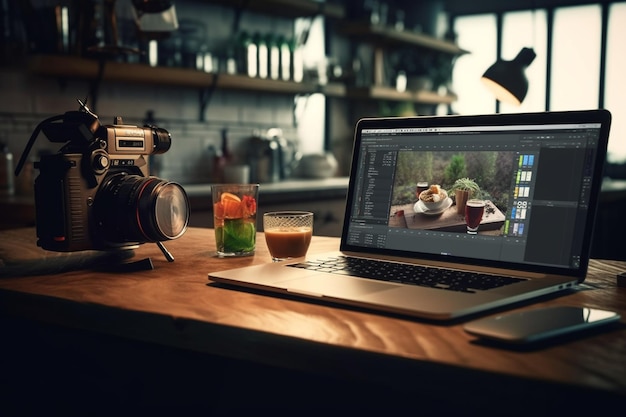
1;0;625;257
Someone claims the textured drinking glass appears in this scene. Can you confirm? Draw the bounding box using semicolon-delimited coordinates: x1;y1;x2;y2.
212;184;259;257
263;211;313;262
465;199;485;234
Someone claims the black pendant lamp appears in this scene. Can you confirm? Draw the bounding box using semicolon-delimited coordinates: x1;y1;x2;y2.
481;47;536;106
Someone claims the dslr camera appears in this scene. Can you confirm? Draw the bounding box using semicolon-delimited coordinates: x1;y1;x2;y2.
16;101;189;256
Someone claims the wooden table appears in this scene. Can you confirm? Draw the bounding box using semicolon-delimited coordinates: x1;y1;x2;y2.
1;227;625;415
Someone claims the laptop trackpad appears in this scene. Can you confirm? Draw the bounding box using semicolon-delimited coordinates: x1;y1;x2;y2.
283;275;397;298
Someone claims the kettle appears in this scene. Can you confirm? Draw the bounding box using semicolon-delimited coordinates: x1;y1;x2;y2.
247;128;300;183
296;152;338;179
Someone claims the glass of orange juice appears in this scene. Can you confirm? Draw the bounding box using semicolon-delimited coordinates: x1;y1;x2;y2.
263;211;313;262
212;184;259;257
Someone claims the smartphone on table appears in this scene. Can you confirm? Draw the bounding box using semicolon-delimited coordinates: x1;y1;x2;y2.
463;306;621;345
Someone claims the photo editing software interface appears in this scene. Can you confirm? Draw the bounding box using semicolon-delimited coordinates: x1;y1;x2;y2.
348;122;603;270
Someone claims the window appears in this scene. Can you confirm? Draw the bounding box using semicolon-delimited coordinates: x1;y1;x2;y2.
550;5;601;111
452;2;626;163
451;14;497;115
295;16;325;154
605;2;626;162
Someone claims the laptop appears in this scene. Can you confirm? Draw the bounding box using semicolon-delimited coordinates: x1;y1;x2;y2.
208;109;612;320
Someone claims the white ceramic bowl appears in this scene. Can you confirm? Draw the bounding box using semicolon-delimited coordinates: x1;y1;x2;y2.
419;189;449;211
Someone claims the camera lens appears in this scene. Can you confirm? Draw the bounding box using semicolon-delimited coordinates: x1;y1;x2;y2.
152;127;171;154
150;180;189;239
95;173;189;244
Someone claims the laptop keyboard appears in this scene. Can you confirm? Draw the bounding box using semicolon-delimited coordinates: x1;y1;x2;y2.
288;256;526;293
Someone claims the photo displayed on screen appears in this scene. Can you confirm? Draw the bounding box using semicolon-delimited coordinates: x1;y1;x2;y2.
388;150;517;236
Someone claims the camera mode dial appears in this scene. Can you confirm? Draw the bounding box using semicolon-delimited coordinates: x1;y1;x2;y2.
91;150;110;174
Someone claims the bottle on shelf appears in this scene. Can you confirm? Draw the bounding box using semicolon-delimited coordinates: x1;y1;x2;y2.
0;142;14;196
290;38;304;83
236;31;257;77
255;32;268;79
267;33;280;80
208;128;233;183
209;144;224;183
220;128;232;165
278;35;291;81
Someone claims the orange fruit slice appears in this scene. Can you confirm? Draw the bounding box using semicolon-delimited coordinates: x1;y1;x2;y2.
223;199;243;218
213;201;224;219
221;192;241;203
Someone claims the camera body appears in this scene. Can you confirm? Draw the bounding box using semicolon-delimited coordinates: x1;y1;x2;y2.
31;108;189;252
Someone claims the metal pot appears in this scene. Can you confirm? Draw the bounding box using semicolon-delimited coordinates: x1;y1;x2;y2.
296;152;338;179
247;128;300;183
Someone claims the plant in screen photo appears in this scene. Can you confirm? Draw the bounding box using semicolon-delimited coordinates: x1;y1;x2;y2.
448;177;481;215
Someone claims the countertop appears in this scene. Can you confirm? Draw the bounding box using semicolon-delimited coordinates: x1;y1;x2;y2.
183;176;350;210
183;176;349;198
2;176;623;228
1;227;625;414
0;177;350;228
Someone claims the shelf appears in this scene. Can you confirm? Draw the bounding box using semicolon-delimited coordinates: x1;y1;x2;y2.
346;86;457;105
26;55;323;94
202;0;345;19
27;55;216;88
217;73;317;94
26;55;453;105
339;22;469;56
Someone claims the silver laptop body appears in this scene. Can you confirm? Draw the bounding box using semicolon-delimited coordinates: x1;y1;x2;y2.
209;110;611;321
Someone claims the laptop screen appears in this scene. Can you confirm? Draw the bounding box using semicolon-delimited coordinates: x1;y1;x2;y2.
342;110;611;278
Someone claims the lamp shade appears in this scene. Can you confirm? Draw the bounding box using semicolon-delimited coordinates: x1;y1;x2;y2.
131;0;178;34
481;47;536;106
132;0;173;13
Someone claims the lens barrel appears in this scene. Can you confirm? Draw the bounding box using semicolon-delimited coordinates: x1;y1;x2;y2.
95;173;189;244
152;127;172;154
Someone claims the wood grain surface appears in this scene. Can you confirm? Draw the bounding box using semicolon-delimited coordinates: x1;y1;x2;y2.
1;226;626;409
